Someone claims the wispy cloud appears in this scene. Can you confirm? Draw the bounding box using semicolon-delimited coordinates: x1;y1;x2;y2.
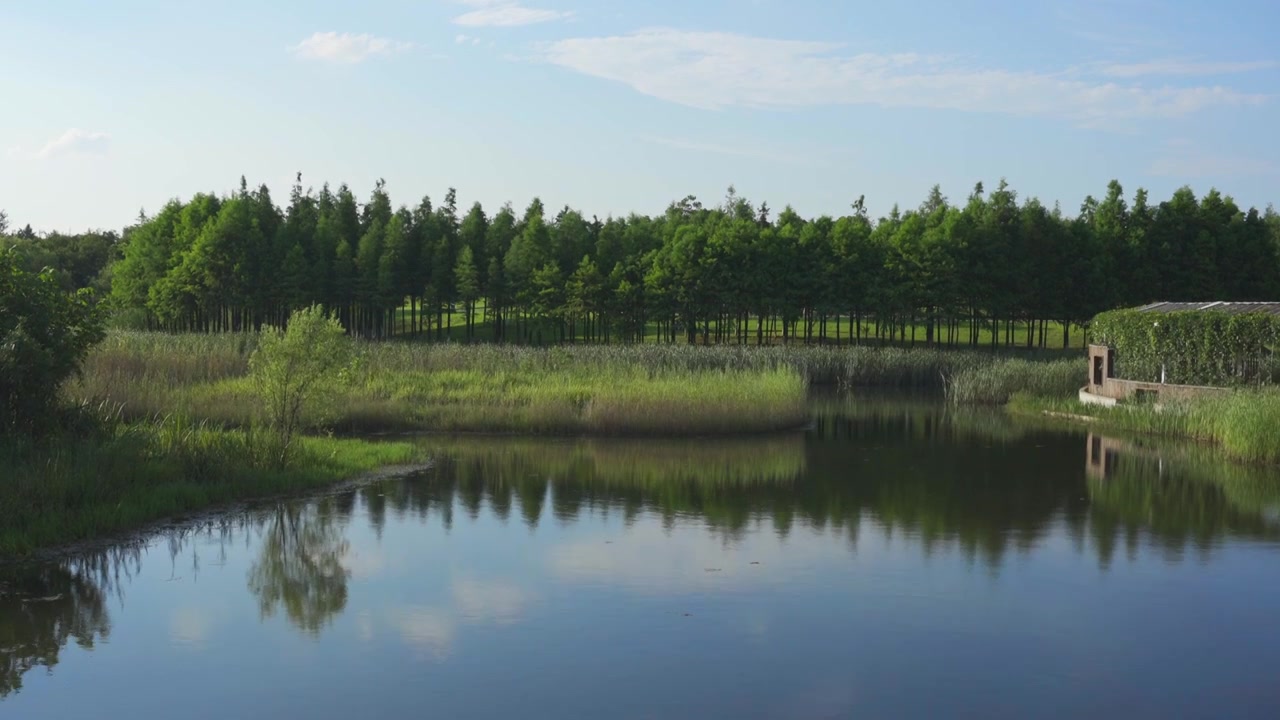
291;31;411;64
31;128;110;159
540;28;1267;127
452;0;570;27
455;33;482;45
1100;59;1276;78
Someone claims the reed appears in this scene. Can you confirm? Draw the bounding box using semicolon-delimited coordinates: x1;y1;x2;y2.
1008;389;1280;465
0;419;423;557
69;333;1073;435
945;358;1082;405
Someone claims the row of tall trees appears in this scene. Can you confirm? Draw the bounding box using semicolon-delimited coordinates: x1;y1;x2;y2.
11;177;1280;346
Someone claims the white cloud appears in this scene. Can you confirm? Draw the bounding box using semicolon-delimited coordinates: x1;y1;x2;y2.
388;605;456;660
1100;59;1277;78
451;578;529;625
291;31;411;64
169;608;215;647
341;547;394;580
34;128;110;159
455;33;482;46
539;28;1268;126
453;0;570;27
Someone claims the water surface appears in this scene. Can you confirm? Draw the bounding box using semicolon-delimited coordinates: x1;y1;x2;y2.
4;395;1280;719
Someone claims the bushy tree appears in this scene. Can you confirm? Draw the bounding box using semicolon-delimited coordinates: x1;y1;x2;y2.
0;247;106;434
249;305;351;465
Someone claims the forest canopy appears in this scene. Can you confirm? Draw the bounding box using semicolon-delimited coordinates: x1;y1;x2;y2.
6;177;1279;347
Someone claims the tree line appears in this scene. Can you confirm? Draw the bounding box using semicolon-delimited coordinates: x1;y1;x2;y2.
6;176;1279;347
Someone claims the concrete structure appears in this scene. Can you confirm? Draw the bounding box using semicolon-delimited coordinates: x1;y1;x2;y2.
1084;342;1230;404
1080;300;1280;405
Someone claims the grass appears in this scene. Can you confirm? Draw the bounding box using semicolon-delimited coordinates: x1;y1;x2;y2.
71;332;1080;436
0;418;424;557
10;330;1084;556
73;332;1090;434
946;358;1083;405
1009;389;1280;465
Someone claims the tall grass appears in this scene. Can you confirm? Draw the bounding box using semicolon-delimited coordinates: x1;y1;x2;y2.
69;332;1075;435
0;418;424;557
946;358;1082;405
1009;389;1280;466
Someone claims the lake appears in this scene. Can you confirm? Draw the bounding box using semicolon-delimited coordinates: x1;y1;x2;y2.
4;394;1280;719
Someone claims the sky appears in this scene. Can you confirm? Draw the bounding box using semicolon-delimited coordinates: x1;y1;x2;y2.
2;0;1278;233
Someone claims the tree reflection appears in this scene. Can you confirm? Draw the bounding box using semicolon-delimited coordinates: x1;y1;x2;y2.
398;398;1280;570
0;560;115;697
246;501;350;635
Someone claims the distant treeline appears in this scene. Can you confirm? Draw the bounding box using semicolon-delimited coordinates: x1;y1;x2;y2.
5;177;1279;346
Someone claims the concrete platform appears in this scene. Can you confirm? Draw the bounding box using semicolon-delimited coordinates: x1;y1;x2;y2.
1079;387;1118;407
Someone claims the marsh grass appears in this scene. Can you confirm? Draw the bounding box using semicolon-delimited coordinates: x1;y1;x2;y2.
0;420;423;557
70;333;1075;435
946;358;1082;405
1009;389;1280;466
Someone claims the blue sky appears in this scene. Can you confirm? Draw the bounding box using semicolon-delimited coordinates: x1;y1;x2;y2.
2;0;1278;232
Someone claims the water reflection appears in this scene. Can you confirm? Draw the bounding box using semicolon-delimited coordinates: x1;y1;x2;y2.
4;395;1280;707
247;501;351;635
0;554;130;697
1085;431;1280;563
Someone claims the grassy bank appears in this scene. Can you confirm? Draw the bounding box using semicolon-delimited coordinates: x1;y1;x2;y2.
70;333;1077;435
0;421;424;557
1009;390;1280;466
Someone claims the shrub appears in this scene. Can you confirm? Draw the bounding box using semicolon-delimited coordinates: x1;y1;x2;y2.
250;306;352;464
0;247;105;434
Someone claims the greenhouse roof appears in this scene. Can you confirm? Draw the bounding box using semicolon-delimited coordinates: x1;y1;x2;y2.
1135;302;1280;316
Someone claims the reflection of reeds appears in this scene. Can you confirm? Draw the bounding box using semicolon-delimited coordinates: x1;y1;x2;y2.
1015;390;1280;465
808;391;1045;445
1086;433;1280;544
421;435;806;489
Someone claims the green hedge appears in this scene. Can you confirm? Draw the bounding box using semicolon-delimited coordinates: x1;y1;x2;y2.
1091;309;1280;387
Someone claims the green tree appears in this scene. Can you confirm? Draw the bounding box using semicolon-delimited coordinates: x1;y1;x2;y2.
1;247;106;434
249;305;352;465
566;255;603;341
454;245;480;339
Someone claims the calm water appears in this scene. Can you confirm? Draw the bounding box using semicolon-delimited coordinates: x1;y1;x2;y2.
5;395;1280;719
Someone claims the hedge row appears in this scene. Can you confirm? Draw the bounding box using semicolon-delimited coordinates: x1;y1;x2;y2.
1090;309;1280;387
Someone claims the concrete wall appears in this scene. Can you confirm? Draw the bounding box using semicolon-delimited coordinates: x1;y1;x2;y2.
1085;343;1230;403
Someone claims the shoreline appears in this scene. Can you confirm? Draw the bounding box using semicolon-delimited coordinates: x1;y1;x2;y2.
0;460;433;568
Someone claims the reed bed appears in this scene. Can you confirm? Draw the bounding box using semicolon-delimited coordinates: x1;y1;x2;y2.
70;333;1075;436
945;358;1082;405
1009;389;1280;466
0;418;423;556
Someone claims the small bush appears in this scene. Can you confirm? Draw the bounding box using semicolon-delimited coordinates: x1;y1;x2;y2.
251;306;352;464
